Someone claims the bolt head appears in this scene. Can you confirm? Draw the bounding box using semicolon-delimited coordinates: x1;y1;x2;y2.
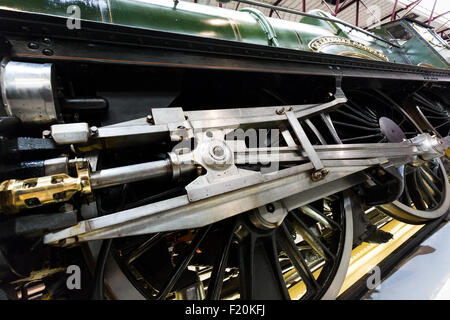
276;107;285;115
311;169;328;181
90;126;98;136
42;48;54;56
28;42;39;50
42;130;51;138
213;146;224;157
265;203;275;213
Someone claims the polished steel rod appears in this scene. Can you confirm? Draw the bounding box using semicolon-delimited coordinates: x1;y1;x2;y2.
90;159;173;189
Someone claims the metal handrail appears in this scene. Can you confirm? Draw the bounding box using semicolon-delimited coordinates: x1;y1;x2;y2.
232;0;400;48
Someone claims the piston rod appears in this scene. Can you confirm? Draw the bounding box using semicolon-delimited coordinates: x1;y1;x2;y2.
90;159;193;189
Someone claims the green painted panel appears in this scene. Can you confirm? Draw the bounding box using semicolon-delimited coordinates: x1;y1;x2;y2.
0;0;103;20
0;0;448;70
373;20;449;69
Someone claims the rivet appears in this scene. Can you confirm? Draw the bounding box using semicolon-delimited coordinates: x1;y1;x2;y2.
42;48;54;56
28;42;39;49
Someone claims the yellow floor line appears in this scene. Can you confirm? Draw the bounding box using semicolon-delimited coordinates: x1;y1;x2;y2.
288;220;424;299
338;220;424;295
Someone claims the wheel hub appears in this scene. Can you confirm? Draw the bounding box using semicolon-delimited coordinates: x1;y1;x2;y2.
379;117;406;142
249;202;289;229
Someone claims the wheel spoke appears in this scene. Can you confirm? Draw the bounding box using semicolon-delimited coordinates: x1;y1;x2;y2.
416;171;439;207
418;169;442;203
342;103;377;122
405;169;428;210
341;133;384;143
276;223;320;297
238;230;290;300
156;225;211;300
331;120;381;132
434;120;450;129
334;109;380;127
413;94;444;115
420;105;448;116
421;164;442;185
349;100;378;119
425;115;450;120
290;212;336;261
127;233;164;264
206;222;236;300
402;173;414;207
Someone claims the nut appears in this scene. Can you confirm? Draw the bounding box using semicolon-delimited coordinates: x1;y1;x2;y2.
90;126;98;136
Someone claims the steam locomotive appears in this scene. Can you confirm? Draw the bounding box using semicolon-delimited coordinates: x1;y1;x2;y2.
0;0;448;300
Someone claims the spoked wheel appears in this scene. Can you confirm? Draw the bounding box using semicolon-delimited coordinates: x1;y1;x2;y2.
412;89;450;138
321;89;450;224
102;192;353;300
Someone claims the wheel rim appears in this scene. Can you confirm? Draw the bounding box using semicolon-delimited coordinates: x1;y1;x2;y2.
379;158;449;223
322;89;449;223
104;193;352;300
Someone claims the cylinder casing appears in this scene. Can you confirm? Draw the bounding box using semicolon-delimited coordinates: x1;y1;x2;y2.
0;61;58;124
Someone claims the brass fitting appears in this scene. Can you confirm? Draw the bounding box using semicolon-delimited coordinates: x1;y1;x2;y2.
0;159;91;214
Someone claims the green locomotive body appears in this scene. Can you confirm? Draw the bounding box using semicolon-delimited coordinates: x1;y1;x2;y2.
1;0;448;69
373;18;450;69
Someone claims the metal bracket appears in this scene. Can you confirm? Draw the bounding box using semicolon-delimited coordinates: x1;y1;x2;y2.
334;76;345;100
284;109;328;181
170;129;264;202
361;164;405;206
